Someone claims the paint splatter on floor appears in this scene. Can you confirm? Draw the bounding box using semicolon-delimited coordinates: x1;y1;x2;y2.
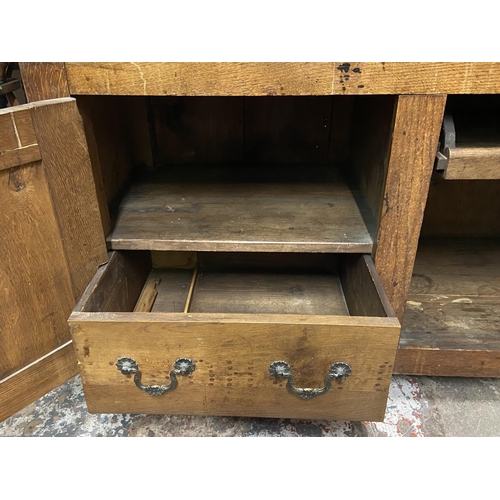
0;375;428;437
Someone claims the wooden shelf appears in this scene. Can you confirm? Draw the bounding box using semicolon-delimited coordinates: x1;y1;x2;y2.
395;238;500;377
106;165;375;253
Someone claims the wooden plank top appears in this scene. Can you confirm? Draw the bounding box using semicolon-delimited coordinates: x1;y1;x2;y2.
106;166;375;253
64;62;500;96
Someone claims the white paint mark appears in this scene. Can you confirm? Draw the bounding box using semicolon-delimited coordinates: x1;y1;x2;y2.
132;62;147;95
452;298;473;304
10;113;22;148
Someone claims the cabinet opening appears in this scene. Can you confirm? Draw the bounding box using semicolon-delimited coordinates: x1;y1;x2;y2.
398;95;500;376
76;250;396;320
75;95;397;254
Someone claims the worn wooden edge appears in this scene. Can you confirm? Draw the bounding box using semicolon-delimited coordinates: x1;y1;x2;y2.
394;347;500;377
362;254;398;318
82;385;388;421
0;343;78;422
68;310;400;328
75;251;150;313
373;94;447;319
443;146;500;179
62;62;500;96
107;239;374;254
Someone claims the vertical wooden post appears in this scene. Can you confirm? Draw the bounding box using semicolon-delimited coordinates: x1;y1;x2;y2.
373;94;447;320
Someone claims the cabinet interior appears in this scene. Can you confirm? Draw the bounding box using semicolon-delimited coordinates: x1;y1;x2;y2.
399;94;500;375
76;95;397;255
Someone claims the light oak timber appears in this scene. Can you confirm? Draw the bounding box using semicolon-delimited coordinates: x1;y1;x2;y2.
66;63;336;96
29;98;108;300
69;313;399;421
63;63;500;96
0;161;75;380
373;95;446;320
334;62;500;95
0;106;40;171
0;343;78;422
18;63;70;102
443;147;500;180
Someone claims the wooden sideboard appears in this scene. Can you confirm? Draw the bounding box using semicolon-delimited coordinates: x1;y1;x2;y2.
1;62;498;421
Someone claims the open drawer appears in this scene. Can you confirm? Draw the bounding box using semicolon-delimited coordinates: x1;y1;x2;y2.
435;95;500;180
68;251;400;421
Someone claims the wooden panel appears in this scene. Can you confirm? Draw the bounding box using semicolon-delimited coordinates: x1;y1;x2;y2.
30;98;108;299
443;147;500;180
65;63;336;96
244;96;332;163
396;239;500;377
421;178;500;237
75;96;137;215
0;162;75;379
76;251;151;313
153;96;243;164
149;269;192;313
0;343;78;422
333;62;500;95
350;96;397;221
341;255;396;318
64;62;500;96
0;106;40;171
394;349;500;378
328;96;355;164
189;272;348;315
107;167;375;253
19;63;70;102
374;95;447;319
69;312;399;420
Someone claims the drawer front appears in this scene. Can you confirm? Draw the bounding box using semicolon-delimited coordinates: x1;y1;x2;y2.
69;250;400;421
69;313;399;421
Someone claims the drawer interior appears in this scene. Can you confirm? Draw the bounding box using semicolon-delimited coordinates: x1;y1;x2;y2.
75;251;395;320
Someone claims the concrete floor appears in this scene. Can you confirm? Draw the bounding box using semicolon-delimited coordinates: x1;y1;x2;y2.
1;374;499;436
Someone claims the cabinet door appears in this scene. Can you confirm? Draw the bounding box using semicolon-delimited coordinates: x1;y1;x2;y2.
0;98;107;421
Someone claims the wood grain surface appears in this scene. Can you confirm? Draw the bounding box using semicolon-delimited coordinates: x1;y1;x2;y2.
0;106;40;171
69;312;399;420
395;238;500;377
65;63;336;96
19;63;70;102
373;95;447;319
63;62;500;96
0;161;75;380
443;147;500;179
29;98;108;300
0;343;78;422
106;167;375;253
333;62;500;95
421;178;500;237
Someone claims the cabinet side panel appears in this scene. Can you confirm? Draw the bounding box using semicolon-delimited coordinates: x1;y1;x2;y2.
30;99;108;300
374;95;447;319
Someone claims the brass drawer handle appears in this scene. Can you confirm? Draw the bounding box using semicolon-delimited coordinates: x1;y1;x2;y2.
269;360;352;400
116;357;195;396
